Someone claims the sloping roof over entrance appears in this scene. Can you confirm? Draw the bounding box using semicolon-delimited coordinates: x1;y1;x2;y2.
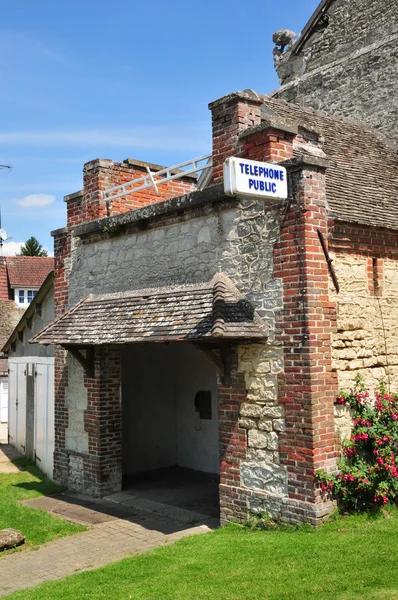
30;274;268;346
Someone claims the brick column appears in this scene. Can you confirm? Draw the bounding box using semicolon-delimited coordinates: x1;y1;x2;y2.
52;228;72;485
0;258;9;300
218;347;248;524
83;346;122;497
209;91;263;184
274;156;338;513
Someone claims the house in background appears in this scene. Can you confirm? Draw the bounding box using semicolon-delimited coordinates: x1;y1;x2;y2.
4;256;54;307
0;256;54;442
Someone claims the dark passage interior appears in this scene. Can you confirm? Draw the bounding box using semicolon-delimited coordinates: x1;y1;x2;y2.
121;343;220;519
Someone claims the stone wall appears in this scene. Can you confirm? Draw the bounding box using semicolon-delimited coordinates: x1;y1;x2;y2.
330;253;398;393
273;0;398;141
330;224;398;395
64;198;286;500
329;222;398;441
238;344;286;496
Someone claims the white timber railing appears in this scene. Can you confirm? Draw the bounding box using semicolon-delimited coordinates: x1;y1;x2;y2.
104;154;213;202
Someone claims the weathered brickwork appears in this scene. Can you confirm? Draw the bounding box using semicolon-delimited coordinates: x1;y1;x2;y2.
273;0;398;141
329;223;398;396
67;159;197;228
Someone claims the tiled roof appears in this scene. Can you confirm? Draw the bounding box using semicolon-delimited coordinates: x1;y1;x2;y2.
31;273;268;346
6;257;54;288
263;97;398;231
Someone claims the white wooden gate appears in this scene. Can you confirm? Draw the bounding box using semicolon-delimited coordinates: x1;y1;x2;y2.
34;362;55;479
0;378;8;423
8;362;26;454
8;358;54;479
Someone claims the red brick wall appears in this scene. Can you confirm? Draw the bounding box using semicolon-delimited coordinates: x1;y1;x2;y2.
241;128;294;163
218;347;248;523
330;221;398;259
66;160;197;229
274;164;339;507
83;346;122;496
0;259;9;301
52;228;72;485
209;92;263;184
53;347;69;486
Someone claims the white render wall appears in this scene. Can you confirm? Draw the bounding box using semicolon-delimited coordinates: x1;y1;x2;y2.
121;343;219;476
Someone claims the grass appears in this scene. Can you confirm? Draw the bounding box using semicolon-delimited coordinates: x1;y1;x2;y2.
6;508;398;599
0;459;84;550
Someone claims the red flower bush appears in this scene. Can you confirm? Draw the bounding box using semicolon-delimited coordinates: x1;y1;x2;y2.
317;375;398;510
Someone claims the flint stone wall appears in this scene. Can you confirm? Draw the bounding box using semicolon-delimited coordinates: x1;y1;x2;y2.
66;199;286;499
273;0;398;141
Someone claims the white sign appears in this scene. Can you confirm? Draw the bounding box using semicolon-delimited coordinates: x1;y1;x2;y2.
223;157;288;201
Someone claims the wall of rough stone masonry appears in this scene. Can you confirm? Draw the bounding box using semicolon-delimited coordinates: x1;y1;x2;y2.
330;253;398;395
329;222;398;398
273;0;398;141
238;344;287;496
69;203;283;340
67;199;285;502
64;354;88;455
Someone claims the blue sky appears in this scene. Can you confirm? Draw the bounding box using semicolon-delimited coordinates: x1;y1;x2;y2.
0;0;319;255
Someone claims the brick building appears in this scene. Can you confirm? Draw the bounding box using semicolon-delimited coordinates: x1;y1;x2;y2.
272;0;398;141
31;90;398;525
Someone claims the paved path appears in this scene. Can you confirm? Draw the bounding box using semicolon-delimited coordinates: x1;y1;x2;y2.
0;445;23;474
0;447;216;597
0;514;211;597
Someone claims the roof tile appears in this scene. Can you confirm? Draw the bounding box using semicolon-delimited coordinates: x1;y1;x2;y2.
31;274;268;346
263;97;398;230
6;257;54;288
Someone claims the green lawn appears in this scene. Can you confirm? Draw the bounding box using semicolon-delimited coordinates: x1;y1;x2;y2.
0;460;84;550
7;509;398;599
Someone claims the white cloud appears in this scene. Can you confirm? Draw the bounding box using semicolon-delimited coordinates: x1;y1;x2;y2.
0;125;210;153
0;241;53;257
16;194;55;208
1;241;24;256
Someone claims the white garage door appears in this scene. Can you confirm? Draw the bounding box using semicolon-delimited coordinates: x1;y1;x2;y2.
0;378;8;423
35;362;55;479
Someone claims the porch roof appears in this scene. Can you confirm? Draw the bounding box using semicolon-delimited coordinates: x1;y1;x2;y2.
30;273;268;346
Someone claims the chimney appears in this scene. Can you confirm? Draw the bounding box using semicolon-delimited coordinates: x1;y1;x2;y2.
209;91;297;185
209;91;263;184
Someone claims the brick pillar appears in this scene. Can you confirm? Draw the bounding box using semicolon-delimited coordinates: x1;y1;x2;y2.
52;228;72;485
83;346;122;497
53;347;69;485
83;159;118;223
209;91;263;184
0;258;9;301
218;347;248;524
274;156;338;515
